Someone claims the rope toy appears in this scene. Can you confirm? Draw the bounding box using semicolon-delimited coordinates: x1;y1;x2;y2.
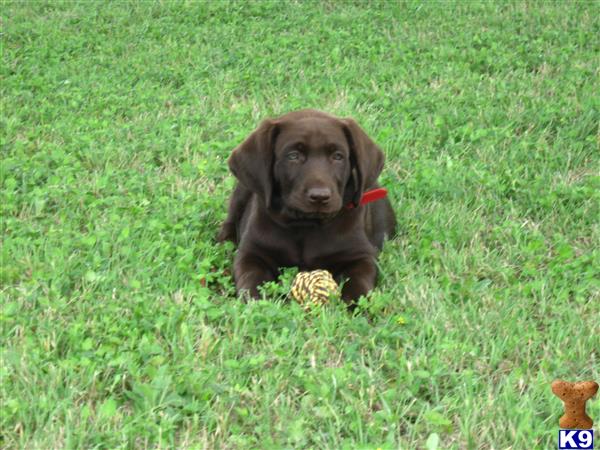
290;270;339;308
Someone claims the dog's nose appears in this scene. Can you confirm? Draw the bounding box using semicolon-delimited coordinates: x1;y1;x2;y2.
307;187;332;204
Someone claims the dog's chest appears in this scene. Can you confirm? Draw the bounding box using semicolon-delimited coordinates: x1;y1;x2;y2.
251;207;370;269
282;230;359;270
296;234;332;268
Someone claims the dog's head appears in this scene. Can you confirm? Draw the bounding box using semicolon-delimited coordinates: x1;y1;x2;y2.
228;109;384;221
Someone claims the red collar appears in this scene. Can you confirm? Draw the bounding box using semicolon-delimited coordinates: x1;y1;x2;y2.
346;187;388;209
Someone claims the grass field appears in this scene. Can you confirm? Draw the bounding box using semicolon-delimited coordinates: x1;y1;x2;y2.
1;1;599;448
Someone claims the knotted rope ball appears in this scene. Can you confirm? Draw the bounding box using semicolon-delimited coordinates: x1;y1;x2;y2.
290;270;339;308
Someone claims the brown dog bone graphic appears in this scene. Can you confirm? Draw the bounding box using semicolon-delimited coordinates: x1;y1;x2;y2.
551;380;599;429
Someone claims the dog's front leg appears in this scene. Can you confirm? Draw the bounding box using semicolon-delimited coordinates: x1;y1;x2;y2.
338;257;377;302
233;252;276;299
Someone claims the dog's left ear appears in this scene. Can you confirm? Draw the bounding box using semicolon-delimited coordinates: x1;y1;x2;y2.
228;119;280;208
342;118;384;206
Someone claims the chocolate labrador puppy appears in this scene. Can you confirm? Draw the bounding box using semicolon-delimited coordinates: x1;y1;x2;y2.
217;109;396;302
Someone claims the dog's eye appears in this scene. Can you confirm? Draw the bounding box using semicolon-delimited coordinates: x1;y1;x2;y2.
332;152;345;161
287;151;300;161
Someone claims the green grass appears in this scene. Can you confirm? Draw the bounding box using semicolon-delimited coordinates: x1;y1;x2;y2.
1;1;599;448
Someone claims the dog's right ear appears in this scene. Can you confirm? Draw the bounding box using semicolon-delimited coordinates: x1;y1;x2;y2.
228;119;279;208
341;118;384;207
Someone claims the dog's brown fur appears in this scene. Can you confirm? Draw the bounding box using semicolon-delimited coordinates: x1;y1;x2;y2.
218;109;396;302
